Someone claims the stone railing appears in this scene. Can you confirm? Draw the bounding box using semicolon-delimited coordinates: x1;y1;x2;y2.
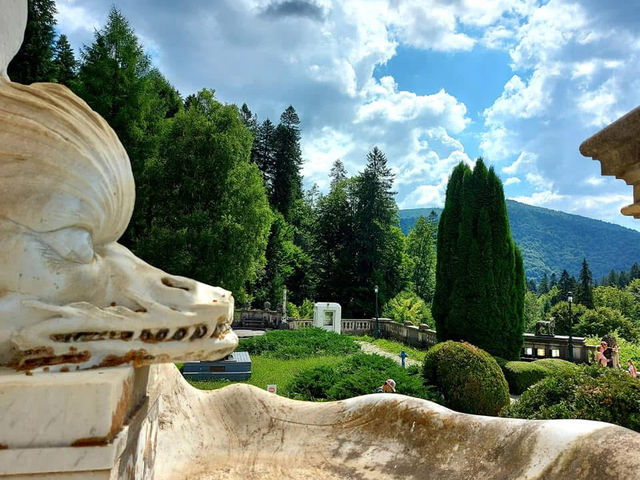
521;333;591;363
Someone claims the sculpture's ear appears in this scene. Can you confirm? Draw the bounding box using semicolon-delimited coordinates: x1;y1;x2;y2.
41;227;95;264
0;0;28;80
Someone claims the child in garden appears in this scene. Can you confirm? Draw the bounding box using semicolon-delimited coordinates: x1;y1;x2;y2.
628;359;637;378
376;379;396;393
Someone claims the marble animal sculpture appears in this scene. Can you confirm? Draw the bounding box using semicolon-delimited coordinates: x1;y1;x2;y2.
0;0;237;371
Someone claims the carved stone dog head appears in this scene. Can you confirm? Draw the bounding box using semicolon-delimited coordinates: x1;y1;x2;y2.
0;1;237;371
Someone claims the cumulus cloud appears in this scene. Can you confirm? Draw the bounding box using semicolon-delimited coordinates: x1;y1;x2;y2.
53;0;640;230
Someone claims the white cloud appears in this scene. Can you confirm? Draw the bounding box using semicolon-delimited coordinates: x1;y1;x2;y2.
504;177;521;186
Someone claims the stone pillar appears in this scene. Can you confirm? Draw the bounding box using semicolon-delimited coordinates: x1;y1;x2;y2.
0;366;159;479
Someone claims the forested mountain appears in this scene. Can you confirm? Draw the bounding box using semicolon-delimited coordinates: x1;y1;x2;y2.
400;200;640;283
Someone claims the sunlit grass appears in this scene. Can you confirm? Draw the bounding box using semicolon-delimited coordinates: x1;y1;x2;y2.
186;354;345;396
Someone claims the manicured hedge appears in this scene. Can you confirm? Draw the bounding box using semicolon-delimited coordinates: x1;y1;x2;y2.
288;353;440;402
502;365;640;432
238;328;360;359
423;341;510;416
501;359;577;395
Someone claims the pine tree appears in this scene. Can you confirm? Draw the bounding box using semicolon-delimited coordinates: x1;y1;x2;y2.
576;258;594;308
527;279;537;293
271;106;303;219
254;119;277;192
433;159;525;360
330;159;347;187
558;270;573;300
351;147;403;315
607;269;618;287
539;273;550;294
74;7;152;176
8;0;57;84
550;272;558;288
630;262;640;280
52;34;77;86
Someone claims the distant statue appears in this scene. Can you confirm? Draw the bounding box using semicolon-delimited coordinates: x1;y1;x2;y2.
535;317;555;336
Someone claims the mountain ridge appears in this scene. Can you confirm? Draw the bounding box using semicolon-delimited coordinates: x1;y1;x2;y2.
399;200;640;283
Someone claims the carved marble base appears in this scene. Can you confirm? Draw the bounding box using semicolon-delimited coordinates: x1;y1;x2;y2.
0;366;157;479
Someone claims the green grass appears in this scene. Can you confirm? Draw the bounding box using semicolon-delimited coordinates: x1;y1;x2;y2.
186;355;345;396
350;335;429;363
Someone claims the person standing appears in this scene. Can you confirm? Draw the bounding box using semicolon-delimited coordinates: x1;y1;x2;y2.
628;359;638;378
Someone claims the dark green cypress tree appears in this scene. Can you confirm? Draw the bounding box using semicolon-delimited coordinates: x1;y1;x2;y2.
576;258;594;308
271;106;303;219
52;34;77;86
8;0;57;84
433;159;525;359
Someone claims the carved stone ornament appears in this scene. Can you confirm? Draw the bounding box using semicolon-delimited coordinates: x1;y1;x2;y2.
0;0;237;371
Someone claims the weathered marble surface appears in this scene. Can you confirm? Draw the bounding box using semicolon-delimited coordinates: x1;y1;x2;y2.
0;366;158;479
156;364;640;480
0;0;237;371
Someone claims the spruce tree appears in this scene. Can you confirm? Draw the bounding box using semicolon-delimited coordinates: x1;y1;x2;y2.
254;118;277;192
330;159;347;186
74;7;152;176
539;273;550;294
630;262;640;280
577;258;594;308
271;106;303;219
550;272;558;288
8;0;57;84
557;270;573;300
52;34;77;86
433;159;525;360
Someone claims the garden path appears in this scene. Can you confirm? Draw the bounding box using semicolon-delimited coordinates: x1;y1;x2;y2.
357;341;421;367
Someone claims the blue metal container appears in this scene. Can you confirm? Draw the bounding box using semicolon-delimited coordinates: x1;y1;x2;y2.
181;351;251;381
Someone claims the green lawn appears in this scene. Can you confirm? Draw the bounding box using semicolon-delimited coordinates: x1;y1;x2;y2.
186;354;345;396
350;335;429;363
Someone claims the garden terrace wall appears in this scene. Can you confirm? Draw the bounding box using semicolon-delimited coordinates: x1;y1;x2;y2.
288;318;593;363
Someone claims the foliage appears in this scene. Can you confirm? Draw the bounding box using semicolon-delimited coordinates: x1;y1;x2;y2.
432;160;525;360
548;301;587;335
8;0;57;84
523;290;544;333
382;290;433;327
575;307;639;342
422;341;510;415
286;302;300;319
288;353;439;401
501;359;577;395
271;106;303;219
299;299;315;319
502;365;640;432
406;214;437;302
135;90;272;302
577;258;594;308
593;285;638;325
51;34;76;86
350;147;406;316
238;328;360;360
399;201;640;284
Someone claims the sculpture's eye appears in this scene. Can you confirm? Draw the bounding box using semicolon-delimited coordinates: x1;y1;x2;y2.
41;227;95;264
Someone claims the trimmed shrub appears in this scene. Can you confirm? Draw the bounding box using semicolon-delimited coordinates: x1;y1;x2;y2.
501;359;577;395
238;328;360;359
423;341;510;415
382;290;433;327
289;353;440;402
502;365;640;432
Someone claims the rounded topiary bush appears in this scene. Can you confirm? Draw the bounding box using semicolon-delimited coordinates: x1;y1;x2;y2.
502;365;640;432
423;341;510;415
502;359;577;395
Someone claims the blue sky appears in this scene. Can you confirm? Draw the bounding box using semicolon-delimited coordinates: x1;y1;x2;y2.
54;0;640;230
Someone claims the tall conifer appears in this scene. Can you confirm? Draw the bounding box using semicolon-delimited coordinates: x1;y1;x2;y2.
577;258;594;308
52;34;77;86
433;159;525;359
8;0;57;83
